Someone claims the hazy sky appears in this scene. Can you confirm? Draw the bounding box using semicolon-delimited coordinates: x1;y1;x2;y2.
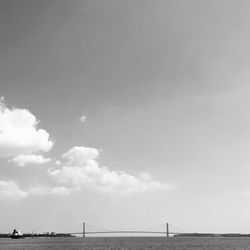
1;0;250;234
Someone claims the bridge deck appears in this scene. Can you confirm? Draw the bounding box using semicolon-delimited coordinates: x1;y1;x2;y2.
70;231;179;235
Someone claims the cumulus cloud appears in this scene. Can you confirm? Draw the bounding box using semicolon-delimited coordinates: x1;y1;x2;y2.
62;146;99;165
0;180;27;200
49;146;174;194
0;100;53;157
11;154;51;166
80;115;86;122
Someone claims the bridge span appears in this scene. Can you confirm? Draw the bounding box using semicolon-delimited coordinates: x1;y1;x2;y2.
68;222;182;237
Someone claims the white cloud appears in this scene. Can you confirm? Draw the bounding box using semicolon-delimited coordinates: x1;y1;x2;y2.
0;100;53;157
49;146;174;194
80;115;86;122
62;146;99;165
11;154;51;166
0;180;27;201
0;180;70;201
55;160;61;165
50;186;70;195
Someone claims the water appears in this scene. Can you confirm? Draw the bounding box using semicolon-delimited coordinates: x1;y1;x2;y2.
1;237;250;250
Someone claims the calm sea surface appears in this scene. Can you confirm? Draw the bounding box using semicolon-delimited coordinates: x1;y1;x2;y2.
1;237;250;250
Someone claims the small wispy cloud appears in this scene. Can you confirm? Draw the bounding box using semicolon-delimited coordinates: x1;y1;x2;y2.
11;154;51;167
0;180;27;201
27;185;70;196
55;160;61;165
0;180;70;201
0;96;5;103
79;115;86;123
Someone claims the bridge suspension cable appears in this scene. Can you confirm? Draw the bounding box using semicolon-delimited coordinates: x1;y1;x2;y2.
65;222;183;237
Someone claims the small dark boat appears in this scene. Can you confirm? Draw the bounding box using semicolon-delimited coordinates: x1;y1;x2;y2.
10;229;24;239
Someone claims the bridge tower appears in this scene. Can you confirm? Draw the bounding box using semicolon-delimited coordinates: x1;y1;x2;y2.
83;222;85;238
166;223;169;237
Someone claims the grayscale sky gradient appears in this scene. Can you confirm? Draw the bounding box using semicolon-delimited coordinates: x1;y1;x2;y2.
1;0;250;234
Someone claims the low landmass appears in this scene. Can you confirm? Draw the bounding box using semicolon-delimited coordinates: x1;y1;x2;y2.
174;233;250;237
0;232;74;238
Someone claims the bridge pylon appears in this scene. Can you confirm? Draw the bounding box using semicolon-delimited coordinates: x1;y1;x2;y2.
83;222;85;238
166;223;169;237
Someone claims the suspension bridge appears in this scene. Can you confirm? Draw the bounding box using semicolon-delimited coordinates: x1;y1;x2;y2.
66;222;185;237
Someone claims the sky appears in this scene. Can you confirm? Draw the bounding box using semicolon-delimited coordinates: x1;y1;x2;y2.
1;0;250;234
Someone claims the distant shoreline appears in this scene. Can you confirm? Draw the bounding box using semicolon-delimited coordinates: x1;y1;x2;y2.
174;233;250;237
2;233;250;238
0;233;74;238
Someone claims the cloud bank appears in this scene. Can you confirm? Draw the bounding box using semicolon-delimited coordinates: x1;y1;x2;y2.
0;100;53;157
0;99;174;200
49;146;173;194
0;146;172;200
